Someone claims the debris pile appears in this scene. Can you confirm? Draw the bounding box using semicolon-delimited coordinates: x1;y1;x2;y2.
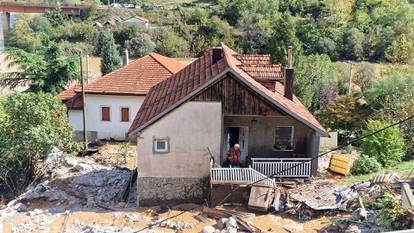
17;155;133;210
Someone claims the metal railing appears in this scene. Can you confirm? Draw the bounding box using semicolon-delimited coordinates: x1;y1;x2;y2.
251;157;312;178
210;166;277;187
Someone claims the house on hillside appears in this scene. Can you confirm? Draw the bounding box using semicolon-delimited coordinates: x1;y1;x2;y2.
122;16;150;29
58;53;186;141
127;44;329;206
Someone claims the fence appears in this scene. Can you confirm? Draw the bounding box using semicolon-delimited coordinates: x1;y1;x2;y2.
251;158;312;178
210;166;276;187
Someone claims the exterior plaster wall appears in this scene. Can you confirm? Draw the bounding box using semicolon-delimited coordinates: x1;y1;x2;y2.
223;115;314;158
68;94;144;141
137;101;222;178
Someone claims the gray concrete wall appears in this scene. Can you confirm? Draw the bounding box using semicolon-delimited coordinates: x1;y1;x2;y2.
223;116;314;158
137;101;222;178
319;132;338;148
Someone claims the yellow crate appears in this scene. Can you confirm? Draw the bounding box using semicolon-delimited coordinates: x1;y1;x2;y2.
329;154;353;175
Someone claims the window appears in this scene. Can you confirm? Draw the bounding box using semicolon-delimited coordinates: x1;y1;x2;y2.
153;138;169;153
273;126;294;151
101;106;110;121
121;107;129;122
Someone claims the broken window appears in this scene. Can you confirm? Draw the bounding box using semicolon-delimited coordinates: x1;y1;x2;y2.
273;126;294;151
121;107;129;122
153;138;169;153
101;106;110;121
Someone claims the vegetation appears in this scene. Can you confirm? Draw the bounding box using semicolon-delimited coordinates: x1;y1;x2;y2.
351;154;382;175
0;93;79;196
0;42;79;93
100;29;122;75
117;142;134;164
361;120;406;167
376;194;412;230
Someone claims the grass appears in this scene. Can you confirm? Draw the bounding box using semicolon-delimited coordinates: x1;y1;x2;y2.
341;159;414;185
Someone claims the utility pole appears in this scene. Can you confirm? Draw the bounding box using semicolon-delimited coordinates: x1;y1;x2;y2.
347;61;354;95
86;55;90;84
80;53;88;151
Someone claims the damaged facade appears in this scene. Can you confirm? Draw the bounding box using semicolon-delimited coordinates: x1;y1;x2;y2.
128;43;329;206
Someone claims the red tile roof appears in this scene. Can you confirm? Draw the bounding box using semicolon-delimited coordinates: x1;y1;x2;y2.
57;84;83;109
58;53;186;108
128;44;329;137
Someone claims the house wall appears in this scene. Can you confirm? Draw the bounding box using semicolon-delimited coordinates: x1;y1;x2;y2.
68;94;144;141
136;101;222;205
223;116;314;158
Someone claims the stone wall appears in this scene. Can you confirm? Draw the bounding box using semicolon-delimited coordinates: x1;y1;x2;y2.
137;177;209;206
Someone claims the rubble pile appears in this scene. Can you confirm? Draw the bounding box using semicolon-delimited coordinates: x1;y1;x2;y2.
17;155;133;210
61;220;160;233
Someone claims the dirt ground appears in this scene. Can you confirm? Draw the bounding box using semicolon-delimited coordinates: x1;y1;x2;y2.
91;141;137;169
2;204;342;233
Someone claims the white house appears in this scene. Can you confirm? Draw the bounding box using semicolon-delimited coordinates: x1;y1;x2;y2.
121;16;150;29
58;53;186;141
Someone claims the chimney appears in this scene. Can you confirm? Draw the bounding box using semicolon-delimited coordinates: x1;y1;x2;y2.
284;46;294;100
123;49;129;66
212;47;223;64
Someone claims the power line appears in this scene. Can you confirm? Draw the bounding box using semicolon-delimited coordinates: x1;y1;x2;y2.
133;114;414;232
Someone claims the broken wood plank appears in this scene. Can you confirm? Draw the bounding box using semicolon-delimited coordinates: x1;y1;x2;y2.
202;207;230;219
401;183;414;209
194;214;210;223
248;185;274;212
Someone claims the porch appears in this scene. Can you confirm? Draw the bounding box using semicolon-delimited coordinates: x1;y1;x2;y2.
210;157;312;187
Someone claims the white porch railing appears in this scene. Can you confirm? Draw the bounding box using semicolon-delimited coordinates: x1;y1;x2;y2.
251;158;312;178
210;166;277;187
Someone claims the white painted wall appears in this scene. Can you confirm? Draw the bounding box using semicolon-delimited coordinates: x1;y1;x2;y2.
137;101;222;178
68;94;144;140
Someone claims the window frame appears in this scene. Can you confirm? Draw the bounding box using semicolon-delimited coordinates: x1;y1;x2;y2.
273;126;294;151
120;106;130;122
101;106;111;122
153;137;170;154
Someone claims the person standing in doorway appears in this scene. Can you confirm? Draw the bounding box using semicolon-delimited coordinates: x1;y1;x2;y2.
224;143;241;167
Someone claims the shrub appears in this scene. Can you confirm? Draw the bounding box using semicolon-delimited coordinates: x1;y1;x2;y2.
361;120;406;167
376;194;411;230
351;154;382;175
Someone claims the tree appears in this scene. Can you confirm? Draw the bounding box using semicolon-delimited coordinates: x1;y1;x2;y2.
44;3;64;27
361;120;406;167
126;32;156;58
5;17;42;52
385;34;414;64
0;92;78;195
154;27;190;57
293;54;338;111
100;29;122;75
269;13;302;65
0;42;79;93
342;27;365;61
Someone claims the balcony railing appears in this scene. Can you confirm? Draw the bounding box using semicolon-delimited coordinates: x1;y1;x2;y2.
210;166;277;187
251;157;312;178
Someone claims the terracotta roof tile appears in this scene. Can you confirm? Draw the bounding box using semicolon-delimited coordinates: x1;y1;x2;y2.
58;53;185;106
57;84;83;109
128;44;329;137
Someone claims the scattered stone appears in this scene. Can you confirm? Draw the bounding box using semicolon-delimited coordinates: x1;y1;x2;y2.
201;225;217;233
14;203;27;212
352;208;367;221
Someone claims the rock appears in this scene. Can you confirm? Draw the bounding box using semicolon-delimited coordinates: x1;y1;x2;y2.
344;224;361;233
14;203;27;212
217;218;228;230
225;217;237;228
6;200;16;208
352;208;367;221
201;226;216;233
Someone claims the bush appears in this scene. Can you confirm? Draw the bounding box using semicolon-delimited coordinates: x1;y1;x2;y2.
0;93;79;196
351;154;382;175
361;120;406;167
376;194;411;231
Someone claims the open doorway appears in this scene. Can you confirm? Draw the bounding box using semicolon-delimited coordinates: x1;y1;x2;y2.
223;126;248;164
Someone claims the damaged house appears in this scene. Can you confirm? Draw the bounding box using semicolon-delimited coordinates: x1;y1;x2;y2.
58;53;186;141
127;43;329;206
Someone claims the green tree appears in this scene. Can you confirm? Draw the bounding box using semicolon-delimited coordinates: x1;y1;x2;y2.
385;34;414;64
1;42;79;93
126;32;156;58
44;3;65;27
361;120;406;167
5;17;42;52
342;27;365;61
154;27;190;57
0;92;78;195
100;29;122;75
294;54;337;111
269;13;302;65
